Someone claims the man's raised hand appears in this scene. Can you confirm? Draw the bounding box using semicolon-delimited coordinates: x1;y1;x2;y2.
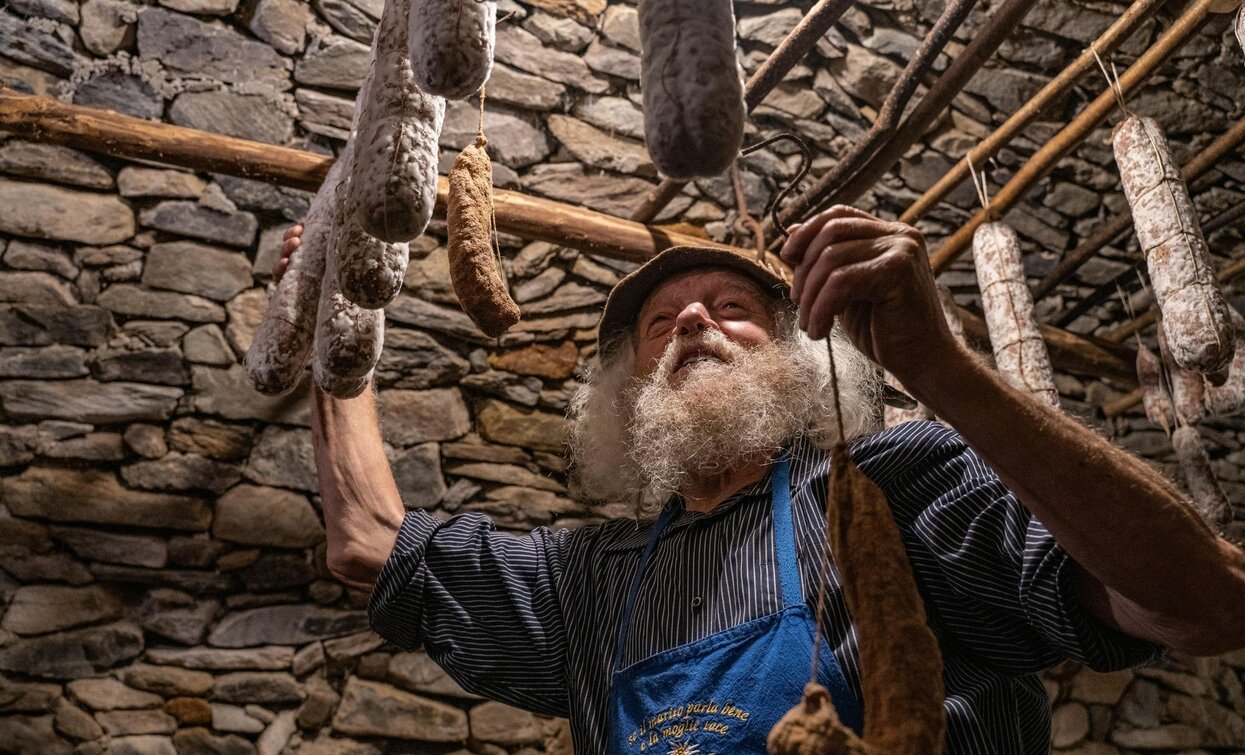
778;205;958;387
272;224;304;283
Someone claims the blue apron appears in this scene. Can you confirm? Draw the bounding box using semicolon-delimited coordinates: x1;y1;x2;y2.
608;457;863;754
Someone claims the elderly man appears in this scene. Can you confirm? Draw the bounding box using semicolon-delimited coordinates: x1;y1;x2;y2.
279;206;1245;754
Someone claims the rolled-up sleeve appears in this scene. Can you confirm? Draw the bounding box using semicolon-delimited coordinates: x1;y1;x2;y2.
368;509;580;717
853;421;1164;675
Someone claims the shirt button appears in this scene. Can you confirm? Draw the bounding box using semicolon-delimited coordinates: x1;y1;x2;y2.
691;596;703;612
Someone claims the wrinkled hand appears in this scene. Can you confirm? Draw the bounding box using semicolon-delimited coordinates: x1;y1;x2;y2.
779;205;957;386
272;224;304;283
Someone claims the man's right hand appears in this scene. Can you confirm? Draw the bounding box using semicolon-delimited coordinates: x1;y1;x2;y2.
272;224;304;283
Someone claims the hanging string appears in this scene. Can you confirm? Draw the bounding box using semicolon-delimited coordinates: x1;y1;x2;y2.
967;156;991;219
808;330;848;681
730;161;767;257
1092;48;1131;117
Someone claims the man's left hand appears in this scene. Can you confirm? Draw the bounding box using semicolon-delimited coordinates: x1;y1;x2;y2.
779;205;959;386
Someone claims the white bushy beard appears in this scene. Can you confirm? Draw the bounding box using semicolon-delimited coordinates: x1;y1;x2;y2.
569;313;881;517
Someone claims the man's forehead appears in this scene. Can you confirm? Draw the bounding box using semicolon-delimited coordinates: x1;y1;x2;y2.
639;267;773;312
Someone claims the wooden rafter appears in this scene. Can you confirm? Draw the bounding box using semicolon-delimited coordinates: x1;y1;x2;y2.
926;0;1223;273
772;0;1041;231
0;89;1136;385
899;0;1167;225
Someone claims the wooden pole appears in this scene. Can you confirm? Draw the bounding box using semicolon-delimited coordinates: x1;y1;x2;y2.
0;88;746;265
778;0;978;231
773;0;1040;230
927;0;1220;273
0;89;1136;383
628;0;857;225
899;0;1166;225
1032;114;1245;301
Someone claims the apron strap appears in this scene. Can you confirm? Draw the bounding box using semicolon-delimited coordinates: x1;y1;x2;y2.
770;456;805;609
613;454;804;671
612;501;679;672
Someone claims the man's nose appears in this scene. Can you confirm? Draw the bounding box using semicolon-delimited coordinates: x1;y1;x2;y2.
675;302;715;336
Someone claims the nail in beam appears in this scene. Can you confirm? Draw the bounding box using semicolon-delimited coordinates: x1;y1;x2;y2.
926;0;1225;274
0;89;1136;385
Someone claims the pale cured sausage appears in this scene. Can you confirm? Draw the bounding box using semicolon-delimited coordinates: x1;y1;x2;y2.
1113;115;1234;374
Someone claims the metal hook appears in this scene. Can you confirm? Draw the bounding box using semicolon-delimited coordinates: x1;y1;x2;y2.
741;132;812;242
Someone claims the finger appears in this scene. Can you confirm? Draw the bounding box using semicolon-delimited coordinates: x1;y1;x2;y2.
283;224;303;241
779;205;867;266
805;253;907;340
795;238;881;326
272;257;289;280
791;221;893;303
281;237;301;258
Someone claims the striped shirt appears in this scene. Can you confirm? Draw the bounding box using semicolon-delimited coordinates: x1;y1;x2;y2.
369;421;1163;754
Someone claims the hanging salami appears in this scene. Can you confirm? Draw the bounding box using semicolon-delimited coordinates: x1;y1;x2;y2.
972;221;1060;407
245;158;348;396
1136;342;1175;433
1157;319;1207;426
1113;114;1234;375
408;0;496;99
1205;306;1245;416
350;0;445;248
1172;425;1233;530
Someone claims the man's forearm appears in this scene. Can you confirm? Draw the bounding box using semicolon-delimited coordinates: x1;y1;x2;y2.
907;345;1245;654
311;383;405;591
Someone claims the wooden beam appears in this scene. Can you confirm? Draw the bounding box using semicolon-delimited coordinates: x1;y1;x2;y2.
0;89;1135;384
0;88;741;265
899;0;1166;225
775;0;1040;228
927;0;1220;272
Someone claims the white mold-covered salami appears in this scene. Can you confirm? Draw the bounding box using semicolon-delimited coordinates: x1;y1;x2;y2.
1172;425;1233;529
637;0;745;179
1206;306;1245;416
1237;5;1245;62
1113;115;1234;374
337;198;412;309
1136;342;1175;432
972;221;1059;407
408;0;496;99
244;158;349;396
314;178;386;396
351;0;446;245
1158;319;1206;425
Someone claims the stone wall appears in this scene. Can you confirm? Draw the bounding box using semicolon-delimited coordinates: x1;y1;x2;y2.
1;0;1244;753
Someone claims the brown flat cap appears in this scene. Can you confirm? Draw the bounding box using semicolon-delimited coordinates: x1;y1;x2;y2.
596;245;791;356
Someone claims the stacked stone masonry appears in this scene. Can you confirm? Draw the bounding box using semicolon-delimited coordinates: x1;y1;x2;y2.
1;0;1245;752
